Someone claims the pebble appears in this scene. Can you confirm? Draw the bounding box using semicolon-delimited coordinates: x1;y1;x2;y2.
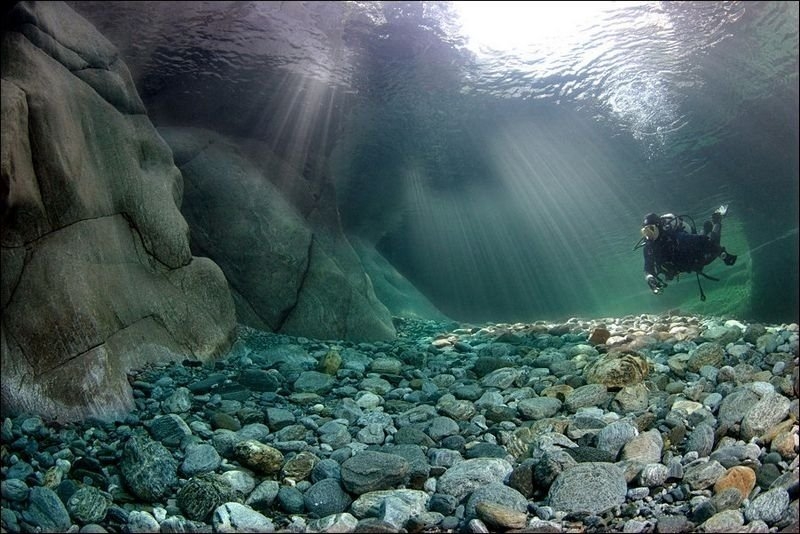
0;315;797;533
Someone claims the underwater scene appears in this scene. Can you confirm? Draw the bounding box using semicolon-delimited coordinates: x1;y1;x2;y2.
0;1;798;533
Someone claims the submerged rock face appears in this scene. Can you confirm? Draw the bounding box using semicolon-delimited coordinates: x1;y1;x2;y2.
159;126;397;342
349;237;449;322
0;1;236;422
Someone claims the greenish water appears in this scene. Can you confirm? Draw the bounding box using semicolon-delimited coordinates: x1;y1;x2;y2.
70;0;799;324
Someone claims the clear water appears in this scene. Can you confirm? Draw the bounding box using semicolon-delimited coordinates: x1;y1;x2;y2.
70;0;799;324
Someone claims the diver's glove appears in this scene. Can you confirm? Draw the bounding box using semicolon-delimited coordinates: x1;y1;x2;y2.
712;204;728;224
646;274;665;294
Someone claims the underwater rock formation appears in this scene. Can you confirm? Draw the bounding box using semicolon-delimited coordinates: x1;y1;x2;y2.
159;127;397;342
349;237;450;322
0;1;236;422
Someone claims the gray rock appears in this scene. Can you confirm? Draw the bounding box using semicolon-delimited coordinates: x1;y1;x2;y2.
311;458;342;483
517;397;562;420
596;420;638;460
465;442;509;459
370;357;403;375
238;369;281;392
1;479;29;502
212;502;275;533
744;324;767;344
306;513;359;533
426;416;460;441
429;447;465;468
219;469;256;498
465;482;528;520
627;487;650;501
710;443;760;468
21;486;72;532
304;478;352;518
480;368;520;389
274;424;308;442
341;451;409;495
768;468;800;492
119;435;178;501
245;480;280;512
756;333;779;353
741;392;791;441
429;493;459;515
236;423;271;443
266;407;296;429
161;126;396;342
622;519;650;533
583;351;649;388
744;488;790;524
621;428;663;464
564;384;609;412
277;485;305;514
638;463;669;487
451;382;484;401
181;443;222;477
702;509;744;532
507;459;537;498
360;377;393;396
126;510;160;533
711;487;745;512
1;1;235;422
76;524;109;534
547;462;627;514
282;450;320;481
189;374;228;394
159;516;208;533
436;394;477;421
684;423;715;457
393;426;436;447
350;489;430;519
683;459;727;490
396;405;439;428
149;414;192;447
319;422;352;449
718;388;760;428
386;444;430;488
210;429;239;457
653;514;692;533
437;458;514;502
612;383;650;414
211;412;242;431
357;423;386;445
294;371;335;395
162;387;193;413
378;494;415;529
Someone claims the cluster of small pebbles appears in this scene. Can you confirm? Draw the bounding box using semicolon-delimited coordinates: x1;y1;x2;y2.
1;313;798;533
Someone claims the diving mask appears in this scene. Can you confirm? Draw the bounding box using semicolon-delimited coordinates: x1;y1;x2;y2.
641;224;659;241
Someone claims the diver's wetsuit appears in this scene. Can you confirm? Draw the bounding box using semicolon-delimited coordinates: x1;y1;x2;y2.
643;218;722;281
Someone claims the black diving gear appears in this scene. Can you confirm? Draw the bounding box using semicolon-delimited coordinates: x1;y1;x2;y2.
635;206;737;301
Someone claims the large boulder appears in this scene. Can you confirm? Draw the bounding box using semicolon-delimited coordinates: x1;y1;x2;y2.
159;126;396;341
1;1;236;422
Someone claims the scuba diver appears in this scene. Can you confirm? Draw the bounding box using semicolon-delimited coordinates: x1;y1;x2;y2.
635;205;737;301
